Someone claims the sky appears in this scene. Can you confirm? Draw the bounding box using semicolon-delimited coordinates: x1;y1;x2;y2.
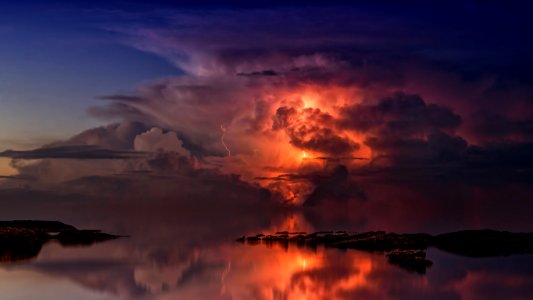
0;1;532;230
0;1;181;148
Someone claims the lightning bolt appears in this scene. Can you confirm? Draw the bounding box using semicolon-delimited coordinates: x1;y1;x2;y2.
220;260;232;295
220;124;231;157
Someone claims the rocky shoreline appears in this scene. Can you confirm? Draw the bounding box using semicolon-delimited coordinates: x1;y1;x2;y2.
237;230;533;274
0;220;122;262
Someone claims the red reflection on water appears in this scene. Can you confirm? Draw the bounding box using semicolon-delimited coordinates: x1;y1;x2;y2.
224;242;380;300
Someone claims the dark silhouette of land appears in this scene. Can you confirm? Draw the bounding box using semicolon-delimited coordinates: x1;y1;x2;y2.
237;230;533;274
0;220;121;262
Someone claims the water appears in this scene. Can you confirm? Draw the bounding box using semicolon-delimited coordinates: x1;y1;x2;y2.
1;201;533;300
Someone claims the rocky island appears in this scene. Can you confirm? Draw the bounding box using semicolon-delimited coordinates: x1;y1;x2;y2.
0;220;122;262
237;230;533;274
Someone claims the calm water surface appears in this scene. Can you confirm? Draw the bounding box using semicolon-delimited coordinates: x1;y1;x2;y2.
0;198;532;300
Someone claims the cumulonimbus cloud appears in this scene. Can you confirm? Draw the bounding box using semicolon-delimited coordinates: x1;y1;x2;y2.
2;5;532;207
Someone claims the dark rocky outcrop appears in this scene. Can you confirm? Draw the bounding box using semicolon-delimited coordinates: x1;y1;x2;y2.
0;227;49;262
387;250;433;274
0;220;76;232
56;230;120;246
332;232;432;251
0;220;122;262
433;230;533;257
237;229;533;274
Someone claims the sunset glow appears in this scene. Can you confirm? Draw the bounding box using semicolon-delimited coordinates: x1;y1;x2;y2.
0;1;532;299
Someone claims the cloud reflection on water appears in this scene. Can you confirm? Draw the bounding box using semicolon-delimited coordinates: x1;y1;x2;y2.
0;201;532;300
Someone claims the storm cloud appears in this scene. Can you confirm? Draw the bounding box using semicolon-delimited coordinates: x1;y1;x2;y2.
2;3;532;211
0;145;143;160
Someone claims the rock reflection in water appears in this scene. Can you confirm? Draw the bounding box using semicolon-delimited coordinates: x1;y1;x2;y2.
0;208;532;299
0;221;121;263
